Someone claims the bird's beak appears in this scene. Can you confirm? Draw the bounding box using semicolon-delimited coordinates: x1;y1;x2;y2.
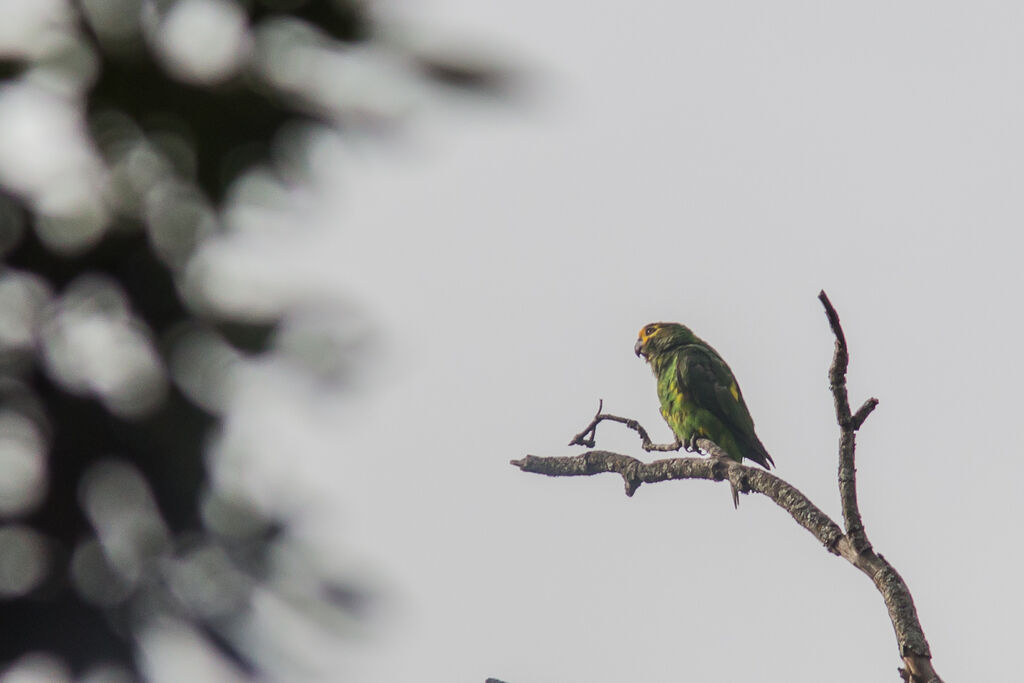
634;339;645;358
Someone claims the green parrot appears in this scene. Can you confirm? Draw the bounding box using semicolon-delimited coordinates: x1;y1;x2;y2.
634;322;774;470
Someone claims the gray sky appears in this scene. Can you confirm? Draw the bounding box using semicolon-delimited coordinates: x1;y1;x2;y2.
203;1;1020;681
2;1;1017;681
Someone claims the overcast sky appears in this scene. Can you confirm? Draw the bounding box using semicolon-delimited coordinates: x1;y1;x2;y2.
4;1;1019;681
216;2;1023;682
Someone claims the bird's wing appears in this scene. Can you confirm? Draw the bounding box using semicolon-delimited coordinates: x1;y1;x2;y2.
675;343;757;436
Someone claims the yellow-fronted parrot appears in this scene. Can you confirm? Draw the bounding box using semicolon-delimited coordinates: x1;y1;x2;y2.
635;322;774;470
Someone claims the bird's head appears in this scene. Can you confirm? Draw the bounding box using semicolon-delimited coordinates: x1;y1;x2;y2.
634;322;697;360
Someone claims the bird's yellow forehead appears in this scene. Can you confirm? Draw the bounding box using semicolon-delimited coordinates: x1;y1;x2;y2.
638;323;661;343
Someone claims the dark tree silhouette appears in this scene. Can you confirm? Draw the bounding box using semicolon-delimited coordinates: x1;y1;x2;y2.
0;1;507;678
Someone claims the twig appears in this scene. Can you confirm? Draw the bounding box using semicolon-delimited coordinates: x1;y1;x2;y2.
851;397;879;431
515;291;943;683
569;400;682;452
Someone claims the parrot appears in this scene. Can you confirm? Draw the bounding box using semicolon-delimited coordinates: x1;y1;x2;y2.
634;322;774;470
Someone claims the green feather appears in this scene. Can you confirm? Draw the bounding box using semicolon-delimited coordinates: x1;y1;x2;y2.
636;322;774;470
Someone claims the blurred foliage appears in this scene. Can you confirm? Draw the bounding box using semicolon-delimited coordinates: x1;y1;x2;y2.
0;0;509;678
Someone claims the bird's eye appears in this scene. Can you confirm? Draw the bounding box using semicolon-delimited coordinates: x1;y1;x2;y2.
645;326;657;336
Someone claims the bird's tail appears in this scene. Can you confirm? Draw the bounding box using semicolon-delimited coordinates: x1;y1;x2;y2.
743;434;774;470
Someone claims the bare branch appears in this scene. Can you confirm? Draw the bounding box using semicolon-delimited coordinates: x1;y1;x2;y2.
819;291;937;678
899;657;943;683
851;397;879;431
511;447;845;551
512;447;938;677
818;290;853;428
569;402;682;453
818;291;874;551
517;291;942;682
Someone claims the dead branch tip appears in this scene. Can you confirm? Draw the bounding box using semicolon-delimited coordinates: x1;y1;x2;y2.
851;397;880;430
818;290;846;348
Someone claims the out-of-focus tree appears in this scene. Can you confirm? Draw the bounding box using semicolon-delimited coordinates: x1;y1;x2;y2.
0;1;511;679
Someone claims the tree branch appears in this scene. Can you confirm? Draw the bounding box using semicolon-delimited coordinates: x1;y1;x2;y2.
569;399;683;452
513;448;844;550
818;290;873;553
514;291;943;683
851;397;879;431
817;292;938;682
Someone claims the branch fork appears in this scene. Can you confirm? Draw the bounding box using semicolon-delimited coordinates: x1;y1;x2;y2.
512;291;943;683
